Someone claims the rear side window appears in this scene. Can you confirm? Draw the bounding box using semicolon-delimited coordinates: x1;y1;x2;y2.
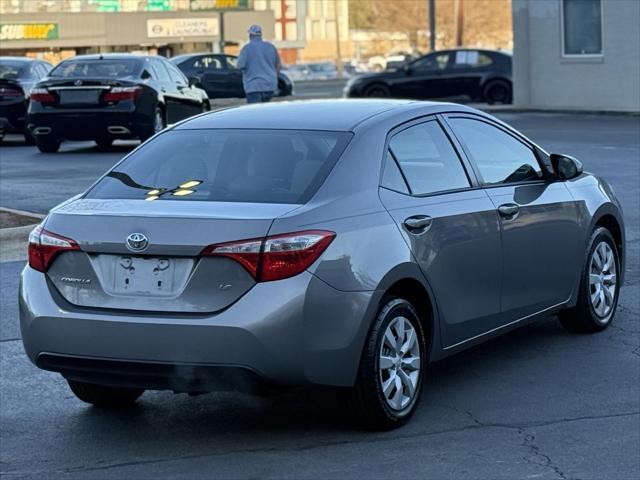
50;59;141;78
87;129;352;204
449;118;542;185
150;58;171;82
389;121;470;195
165;62;188;85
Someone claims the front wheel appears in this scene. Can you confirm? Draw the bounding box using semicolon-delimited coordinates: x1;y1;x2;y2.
351;297;426;430
68;379;144;408
35;137;61;153
559;227;621;333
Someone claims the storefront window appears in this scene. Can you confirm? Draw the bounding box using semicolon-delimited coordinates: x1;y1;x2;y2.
562;0;603;56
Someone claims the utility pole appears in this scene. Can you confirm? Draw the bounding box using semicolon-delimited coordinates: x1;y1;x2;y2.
334;0;343;78
454;0;464;46
218;10;225;53
429;0;436;52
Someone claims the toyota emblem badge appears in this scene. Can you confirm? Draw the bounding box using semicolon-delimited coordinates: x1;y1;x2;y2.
126;233;149;252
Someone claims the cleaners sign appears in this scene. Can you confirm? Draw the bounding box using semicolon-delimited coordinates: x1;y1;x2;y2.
0;23;59;41
147;18;219;38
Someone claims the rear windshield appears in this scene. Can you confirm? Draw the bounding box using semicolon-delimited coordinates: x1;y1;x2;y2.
50;59;141;78
86;129;352;204
0;62;25;79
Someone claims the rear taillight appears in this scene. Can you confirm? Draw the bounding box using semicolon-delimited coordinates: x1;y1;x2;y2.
0;87;23;97
28;225;80;273
202;230;335;282
103;86;142;103
30;88;56;103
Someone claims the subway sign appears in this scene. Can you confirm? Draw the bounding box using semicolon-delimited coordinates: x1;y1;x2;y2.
190;0;248;10
0;23;59;41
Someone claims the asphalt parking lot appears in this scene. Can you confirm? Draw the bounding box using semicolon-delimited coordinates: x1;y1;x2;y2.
0;107;638;479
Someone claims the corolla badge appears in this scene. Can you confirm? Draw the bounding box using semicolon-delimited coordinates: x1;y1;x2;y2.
126;233;149;252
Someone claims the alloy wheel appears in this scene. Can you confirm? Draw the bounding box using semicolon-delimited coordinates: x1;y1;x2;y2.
589;241;617;319
379;316;421;411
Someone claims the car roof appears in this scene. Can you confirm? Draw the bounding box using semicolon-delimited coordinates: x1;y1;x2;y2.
59;54;149;62
174;99;477;132
170;53;232;62
0;56;42;63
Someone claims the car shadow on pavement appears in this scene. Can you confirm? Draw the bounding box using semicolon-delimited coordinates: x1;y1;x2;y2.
70;315;575;437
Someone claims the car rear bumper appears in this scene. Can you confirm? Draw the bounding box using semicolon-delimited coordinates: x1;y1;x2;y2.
20;265;379;391
26;109;151;141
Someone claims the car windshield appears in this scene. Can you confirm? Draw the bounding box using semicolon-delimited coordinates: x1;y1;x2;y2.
86;129;352;204
50;59;141;78
0;61;26;79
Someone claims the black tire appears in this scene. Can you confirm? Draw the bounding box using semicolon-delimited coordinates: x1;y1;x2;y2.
24;130;36;146
67;379;144;408
351;297;426;430
483;79;512;104
363;83;391;98
95;138;113;150
559;227;621;333
35;137;61;153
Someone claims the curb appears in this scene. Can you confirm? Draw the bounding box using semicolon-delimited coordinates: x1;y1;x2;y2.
0;224;35;263
0;207;42;263
0;206;45;219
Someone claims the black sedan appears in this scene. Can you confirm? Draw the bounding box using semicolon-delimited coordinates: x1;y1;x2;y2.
170;53;293;99
345;49;512;104
0;56;52;144
27;54;210;153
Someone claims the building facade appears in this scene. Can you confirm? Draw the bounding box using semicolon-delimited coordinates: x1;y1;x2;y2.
512;0;640;112
0;0;275;63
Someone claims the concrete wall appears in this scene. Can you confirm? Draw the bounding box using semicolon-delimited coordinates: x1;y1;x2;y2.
513;0;640;112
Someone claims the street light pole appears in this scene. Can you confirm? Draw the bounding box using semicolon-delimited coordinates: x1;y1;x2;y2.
429;0;436;52
334;0;343;78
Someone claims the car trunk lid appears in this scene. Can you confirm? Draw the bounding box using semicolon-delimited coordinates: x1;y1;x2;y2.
43;199;298;313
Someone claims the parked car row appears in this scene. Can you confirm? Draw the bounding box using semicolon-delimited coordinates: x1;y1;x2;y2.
1;48;512;151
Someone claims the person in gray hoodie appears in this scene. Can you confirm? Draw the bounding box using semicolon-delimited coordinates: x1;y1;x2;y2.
237;24;282;104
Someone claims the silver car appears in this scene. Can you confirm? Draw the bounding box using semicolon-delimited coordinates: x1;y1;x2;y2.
20;100;625;430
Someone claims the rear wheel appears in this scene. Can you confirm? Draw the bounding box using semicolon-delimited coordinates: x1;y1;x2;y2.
363;83;391;98
67;379;144;408
141;107;165;142
35;137;61;153
559;227;620;333
483;79;512;104
351;297;426;430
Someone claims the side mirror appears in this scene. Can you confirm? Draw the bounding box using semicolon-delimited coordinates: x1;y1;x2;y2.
188;76;199;87
550;153;583;180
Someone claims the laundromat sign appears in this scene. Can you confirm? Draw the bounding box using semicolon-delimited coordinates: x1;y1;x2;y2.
0;23;59;41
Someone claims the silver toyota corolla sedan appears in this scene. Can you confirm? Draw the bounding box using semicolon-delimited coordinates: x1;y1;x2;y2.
20;100;625;430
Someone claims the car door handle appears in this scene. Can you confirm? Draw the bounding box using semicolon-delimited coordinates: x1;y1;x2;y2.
498;203;520;219
404;215;433;233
